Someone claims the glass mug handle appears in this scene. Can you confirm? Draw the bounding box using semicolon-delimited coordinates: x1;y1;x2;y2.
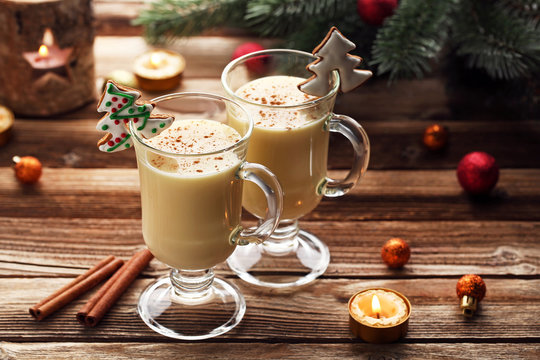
230;162;283;246
322;114;370;197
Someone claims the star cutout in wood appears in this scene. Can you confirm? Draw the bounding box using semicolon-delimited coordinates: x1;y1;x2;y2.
23;45;73;82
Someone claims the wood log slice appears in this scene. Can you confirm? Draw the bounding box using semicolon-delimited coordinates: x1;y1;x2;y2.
0;0;95;116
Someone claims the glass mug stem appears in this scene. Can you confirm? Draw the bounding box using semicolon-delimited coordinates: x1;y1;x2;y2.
322;114;370;198
170;268;214;300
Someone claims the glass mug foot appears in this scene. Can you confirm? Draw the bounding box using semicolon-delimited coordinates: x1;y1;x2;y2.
227;220;330;288
138;270;246;340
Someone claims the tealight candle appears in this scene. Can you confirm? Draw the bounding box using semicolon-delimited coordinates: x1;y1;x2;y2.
22;28;73;80
133;49;185;92
348;287;411;343
0;105;14;147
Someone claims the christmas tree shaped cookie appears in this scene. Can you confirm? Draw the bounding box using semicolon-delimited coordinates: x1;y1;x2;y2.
298;27;372;97
96;81;174;152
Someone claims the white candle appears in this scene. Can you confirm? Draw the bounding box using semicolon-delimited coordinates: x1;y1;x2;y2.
350;289;408;327
133;49;185;91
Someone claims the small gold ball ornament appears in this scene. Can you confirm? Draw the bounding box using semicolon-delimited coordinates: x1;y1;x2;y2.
423;124;448;151
13;156;42;184
381;238;411;268
456;274;486;317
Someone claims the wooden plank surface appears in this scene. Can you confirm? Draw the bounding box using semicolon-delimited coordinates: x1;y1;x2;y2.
1;278;538;341
2;342;538;360
1;168;538;221
0;218;538;278
2;116;539;170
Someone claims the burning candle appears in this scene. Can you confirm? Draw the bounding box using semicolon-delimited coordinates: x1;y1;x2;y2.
348;288;411;343
133;49;185;91
0;105;14;147
22;28;72;78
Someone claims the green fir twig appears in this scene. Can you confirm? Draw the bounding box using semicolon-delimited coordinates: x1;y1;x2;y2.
370;0;458;81
133;0;248;44
453;0;540;80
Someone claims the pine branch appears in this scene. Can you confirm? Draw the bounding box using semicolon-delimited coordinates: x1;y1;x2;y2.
278;1;372;56
496;0;540;24
245;0;355;37
371;0;459;81
453;0;540;80
134;0;248;44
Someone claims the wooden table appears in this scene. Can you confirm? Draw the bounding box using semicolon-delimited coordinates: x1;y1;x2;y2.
1;35;539;359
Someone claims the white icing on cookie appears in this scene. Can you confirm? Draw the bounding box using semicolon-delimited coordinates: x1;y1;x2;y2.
298;27;372;97
96;81;174;153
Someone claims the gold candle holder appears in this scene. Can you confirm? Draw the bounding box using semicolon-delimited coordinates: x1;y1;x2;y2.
0;105;14;146
133;49;185;92
348;287;411;344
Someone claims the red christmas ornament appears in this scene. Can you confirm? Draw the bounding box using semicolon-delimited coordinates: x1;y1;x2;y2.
357;0;398;26
456;274;486;317
13;155;42;184
457;152;499;195
231;42;267;74
381;238;410;268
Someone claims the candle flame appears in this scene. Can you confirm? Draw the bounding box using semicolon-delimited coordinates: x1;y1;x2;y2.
150;52;164;68
372;294;381;317
38;45;49;58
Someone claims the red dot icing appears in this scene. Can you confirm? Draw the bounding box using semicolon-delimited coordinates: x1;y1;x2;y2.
108;141;114;146
123;119;129;123
118;104;123;109
115;137;121;143
133;118;139;123
111;108;117;113
114;120;120;125
112;97;118;102
121;133;126;138
122;98;128;103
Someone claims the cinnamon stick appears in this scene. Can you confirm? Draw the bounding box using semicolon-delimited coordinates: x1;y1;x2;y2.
79;249;153;327
29;255;115;318
76;253;136;324
30;257;124;321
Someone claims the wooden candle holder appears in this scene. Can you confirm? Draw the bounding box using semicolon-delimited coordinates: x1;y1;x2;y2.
0;0;95;117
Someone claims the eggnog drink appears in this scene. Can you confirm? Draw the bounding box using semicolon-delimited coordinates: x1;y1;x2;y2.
234;75;332;219
136;119;242;270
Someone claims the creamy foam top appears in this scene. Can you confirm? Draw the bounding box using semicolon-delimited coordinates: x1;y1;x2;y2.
144;119;241;175
235;76;320;129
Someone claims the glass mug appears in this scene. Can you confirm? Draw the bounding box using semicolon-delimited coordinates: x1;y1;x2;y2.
132;93;283;339
222;49;370;288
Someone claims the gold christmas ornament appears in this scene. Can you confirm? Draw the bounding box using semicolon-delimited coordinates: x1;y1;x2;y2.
422;124;448;151
456;274;486;317
381;238;410;268
13;156;42;184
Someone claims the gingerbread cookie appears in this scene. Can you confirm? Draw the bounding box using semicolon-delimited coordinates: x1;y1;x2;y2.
298;27;372;97
96;81;174;153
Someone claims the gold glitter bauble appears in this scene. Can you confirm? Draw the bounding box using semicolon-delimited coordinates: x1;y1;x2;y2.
13;156;42;184
381;238;410;268
423;124;448;151
456;274;486;301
